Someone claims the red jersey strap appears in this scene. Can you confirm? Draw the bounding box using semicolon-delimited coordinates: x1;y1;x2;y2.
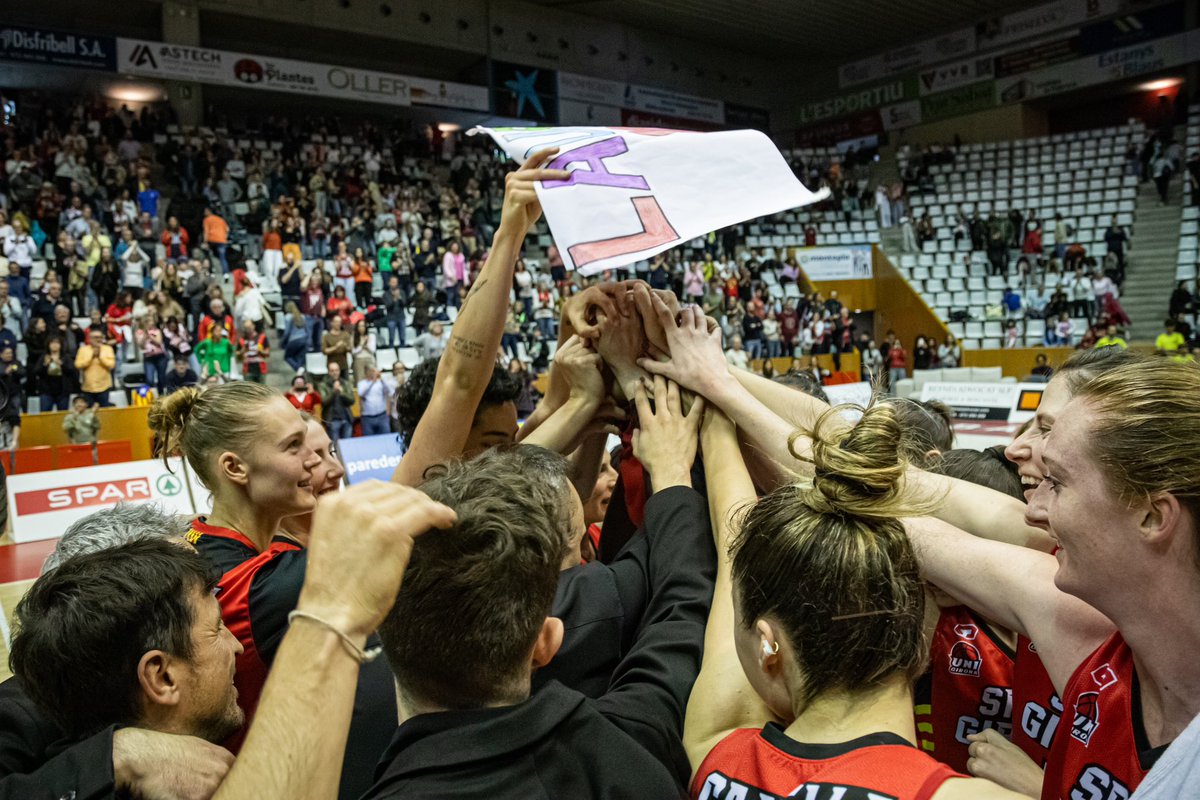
693;724;960;800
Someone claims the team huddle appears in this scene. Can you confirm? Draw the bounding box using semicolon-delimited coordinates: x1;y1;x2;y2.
3;148;1198;800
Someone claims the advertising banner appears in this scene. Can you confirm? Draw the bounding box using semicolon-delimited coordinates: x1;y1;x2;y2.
337;433;405;485
473;125;828;275
1078;1;1184;55
558;71;727;126
798;75;919;125
918;56;996;96
839;27;976;88
558;71;625;107
975;0;1121;50
409;77;489;112
795;109;884;146
0;25;114;70
795;246;874;281
7;458;196;543
881;101;922;131
994;36;1081;77
117;38;412;107
723;102;771;133
919;381;1019;421
491;60;558;123
920;81;997;124
559;99;623;127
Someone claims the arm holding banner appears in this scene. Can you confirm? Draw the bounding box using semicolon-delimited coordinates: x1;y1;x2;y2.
392;150;569;486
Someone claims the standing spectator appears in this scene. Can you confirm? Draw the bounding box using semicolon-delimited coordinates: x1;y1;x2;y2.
3;218;37;279
762;309;782;359
741;310;764;361
160;216;189;263
513;263;534;318
357;364;391;436
233;273;268;333
913;335;933;370
350;319;375;383
321;313;353;375
163;355;198;394
937;334;961;368
33;336;76;411
299;272;326;352
319;360;356;442
91;247;121;311
683;261;705;304
1152;147;1173;204
724;335;750;371
442;241;466;309
861;338;884;385
202;207;230;273
281;302;310;373
61;396;100;444
1169;280;1194;322
332;241;355;298
383;276;407;348
260;220;283;285
73;328;116;406
351;248;374;309
237;319;270;383
886;336;908;391
1021;221;1042;255
136;181;160;219
135;316;169;393
325;285;353;328
1103;216;1129;280
284;374;319;414
413;320;449;361
1187;151;1200;206
194;325;233;381
0;281;23;339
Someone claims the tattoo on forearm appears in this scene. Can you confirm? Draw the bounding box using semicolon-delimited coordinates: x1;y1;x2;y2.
452;336;484;359
459;277;488;312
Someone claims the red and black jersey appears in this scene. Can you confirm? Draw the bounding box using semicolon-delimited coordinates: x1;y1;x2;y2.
692;724;960;800
1012;634;1061;768
1041;632;1168;800
914;606;1016;773
186;518;308;752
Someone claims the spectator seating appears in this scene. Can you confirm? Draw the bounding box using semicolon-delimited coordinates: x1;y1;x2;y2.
96;439;134;465
892;366;1016;400
889;123;1146;348
1177;105;1199;283
54;443;95;469
12;446;54;474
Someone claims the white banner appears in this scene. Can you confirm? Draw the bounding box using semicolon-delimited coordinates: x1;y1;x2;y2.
918;56;996;96
117;38;412;107
558;71;725;125
409;76;489;112
7;458;196;543
976;0;1121;50
795;246;874;281
472;126;827;275
920;381;1019;421
840;27;976;88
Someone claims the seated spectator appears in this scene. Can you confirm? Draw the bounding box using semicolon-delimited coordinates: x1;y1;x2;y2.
163;355;198;394
1156;318;1188;361
1030;353;1055;380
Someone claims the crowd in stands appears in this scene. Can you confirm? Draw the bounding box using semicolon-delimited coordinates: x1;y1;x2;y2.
3;134;1200;800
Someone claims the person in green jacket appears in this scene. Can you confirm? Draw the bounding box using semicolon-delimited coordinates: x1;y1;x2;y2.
195;326;234;380
62;395;101;444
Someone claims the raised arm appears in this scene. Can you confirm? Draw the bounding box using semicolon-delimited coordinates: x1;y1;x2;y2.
213;482;455;800
518;335;622;456
682;409;775;775
905;515;1113;694
908;469;1055;552
392;149;569;485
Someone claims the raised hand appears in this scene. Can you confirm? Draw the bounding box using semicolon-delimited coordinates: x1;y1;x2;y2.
637;294;730;399
564;282;628;339
498;148;570;238
593;300;651;401
554;334;606;403
632;375;704;491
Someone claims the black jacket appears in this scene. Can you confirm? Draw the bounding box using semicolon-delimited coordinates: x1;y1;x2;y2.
537;483;711;699
365;486;715;798
0;677;117;800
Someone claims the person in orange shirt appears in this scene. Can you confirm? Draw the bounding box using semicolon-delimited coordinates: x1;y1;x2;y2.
261;219;283;285
203;207;230;273
351;247;374;309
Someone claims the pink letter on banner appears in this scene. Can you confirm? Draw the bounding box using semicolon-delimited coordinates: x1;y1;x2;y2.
568;196;678;268
542;137;650;191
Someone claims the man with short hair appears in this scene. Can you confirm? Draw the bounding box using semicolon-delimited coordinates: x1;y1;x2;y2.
74;327;117;406
357;364;391;436
1;504;235;800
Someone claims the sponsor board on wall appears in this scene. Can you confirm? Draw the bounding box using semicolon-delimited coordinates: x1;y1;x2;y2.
975;0;1122;50
117;38;413;107
795;109;883;146
337;433;406;485
558;71;727;126
1077;1;1183;55
491;60;558;123
919;382;1019;421
994;32;1190;103
473;125;827;275
724;102;771;133
0;25;114;70
795;246;874;281
839;27;976;88
798;75;919;125
918;57;996;96
920;81;997;124
409;77;490;112
559;99;623;127
881;100;922;131
7;458;197;543
994;35;1082;77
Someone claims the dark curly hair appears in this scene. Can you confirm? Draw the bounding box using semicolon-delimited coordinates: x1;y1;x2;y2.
395;357;523;447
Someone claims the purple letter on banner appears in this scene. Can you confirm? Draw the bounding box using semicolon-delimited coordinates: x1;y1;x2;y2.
542;137;650;191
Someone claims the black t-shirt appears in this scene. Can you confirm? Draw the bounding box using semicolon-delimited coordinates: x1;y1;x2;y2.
742;315;764;342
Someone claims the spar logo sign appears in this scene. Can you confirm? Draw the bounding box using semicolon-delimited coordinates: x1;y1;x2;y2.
16;478;157;515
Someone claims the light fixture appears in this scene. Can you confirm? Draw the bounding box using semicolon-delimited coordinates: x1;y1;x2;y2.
1138;77;1182;92
437;122;461;133
107;81;164;103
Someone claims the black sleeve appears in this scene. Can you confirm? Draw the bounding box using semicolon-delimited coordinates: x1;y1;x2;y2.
594;486;715;788
246;549;309;666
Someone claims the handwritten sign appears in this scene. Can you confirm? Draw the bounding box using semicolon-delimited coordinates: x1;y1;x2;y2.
472;126;829;276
